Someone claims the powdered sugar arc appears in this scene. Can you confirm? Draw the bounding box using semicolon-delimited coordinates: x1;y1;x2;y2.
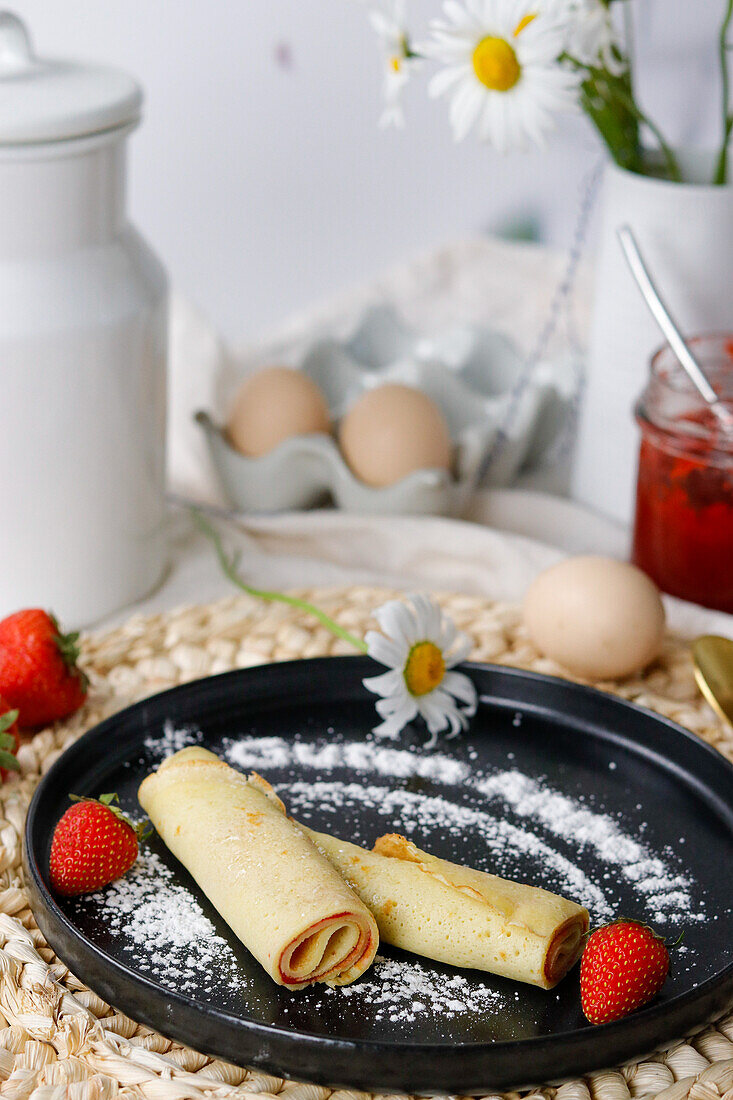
476;771;704;925
223;734;470;784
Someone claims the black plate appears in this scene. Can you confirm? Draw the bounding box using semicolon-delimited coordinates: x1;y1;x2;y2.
24;658;733;1094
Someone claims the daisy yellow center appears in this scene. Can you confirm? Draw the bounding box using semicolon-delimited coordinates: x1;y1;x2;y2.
390;55;402;72
472;36;521;92
403;641;446;697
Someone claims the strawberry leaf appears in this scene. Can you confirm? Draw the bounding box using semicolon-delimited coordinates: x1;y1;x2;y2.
0;752;20;773
0;733;17;751
0;711;18;735
50;613;89;690
68;792;149;838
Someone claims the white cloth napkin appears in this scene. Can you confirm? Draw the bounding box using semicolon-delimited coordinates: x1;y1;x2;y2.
112;507;733;643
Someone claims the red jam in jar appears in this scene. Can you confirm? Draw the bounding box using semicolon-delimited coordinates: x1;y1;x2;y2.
632;335;733;613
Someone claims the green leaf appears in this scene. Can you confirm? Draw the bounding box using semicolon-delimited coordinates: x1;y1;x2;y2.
0;733;16;751
51;613;89;690
0;752;20;773
99;793;119;806
0;710;18;734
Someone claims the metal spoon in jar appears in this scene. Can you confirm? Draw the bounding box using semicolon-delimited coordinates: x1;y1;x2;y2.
617;225;733;432
692;635;733;728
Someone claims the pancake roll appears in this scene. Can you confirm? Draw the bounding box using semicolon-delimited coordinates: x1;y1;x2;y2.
138;748;378;989
308;830;589;989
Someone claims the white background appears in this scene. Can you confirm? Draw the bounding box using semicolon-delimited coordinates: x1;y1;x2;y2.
11;1;724;343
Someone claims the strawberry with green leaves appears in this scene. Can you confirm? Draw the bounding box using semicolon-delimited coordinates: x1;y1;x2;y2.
0;609;87;728
0;703;20;781
580;920;671;1025
49;793;150;897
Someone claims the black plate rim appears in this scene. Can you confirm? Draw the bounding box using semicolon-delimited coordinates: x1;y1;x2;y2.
23;657;733;1090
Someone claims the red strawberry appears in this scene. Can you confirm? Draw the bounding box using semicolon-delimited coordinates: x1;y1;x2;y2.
49;793;150;897
0;609;87;728
0;701;20;781
580;920;670;1025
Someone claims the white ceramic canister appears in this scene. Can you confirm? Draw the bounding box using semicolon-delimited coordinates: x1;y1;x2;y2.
572;151;733;525
0;12;168;627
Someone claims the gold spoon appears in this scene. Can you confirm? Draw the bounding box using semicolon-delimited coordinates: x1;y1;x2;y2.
692;635;733;727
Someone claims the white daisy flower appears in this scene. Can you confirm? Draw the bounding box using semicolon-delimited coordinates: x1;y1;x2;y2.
363;594;477;747
369;0;421;128
426;0;581;151
565;0;625;75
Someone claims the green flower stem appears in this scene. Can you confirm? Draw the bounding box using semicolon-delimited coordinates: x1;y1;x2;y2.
579;66;642;174
604;78;681;181
574;50;681;183
622;3;635;88
630;103;682;183
714;0;733;185
192;510;369;654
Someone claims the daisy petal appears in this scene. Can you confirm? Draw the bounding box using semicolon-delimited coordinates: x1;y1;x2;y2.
406;593;431;640
444;634;472;667
365;630;407;668
373;600;412;648
442;670;478;713
417;695;452;736
372;715;405;740
438;616;457;652
362;667;405;698
375;694;418;728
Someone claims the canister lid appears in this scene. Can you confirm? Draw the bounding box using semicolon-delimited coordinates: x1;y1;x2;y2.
0;11;142;145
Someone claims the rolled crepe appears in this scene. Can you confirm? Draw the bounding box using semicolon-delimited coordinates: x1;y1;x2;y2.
307;829;589;989
138;748;378;989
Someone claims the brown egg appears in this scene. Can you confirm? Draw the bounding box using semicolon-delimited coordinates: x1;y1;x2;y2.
338;384;452;487
227;367;330;457
523;556;666;680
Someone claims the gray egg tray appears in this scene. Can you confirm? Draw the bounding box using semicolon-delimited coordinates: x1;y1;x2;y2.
197;305;575;515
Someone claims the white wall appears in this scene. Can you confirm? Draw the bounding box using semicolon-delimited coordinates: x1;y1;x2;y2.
11;1;723;344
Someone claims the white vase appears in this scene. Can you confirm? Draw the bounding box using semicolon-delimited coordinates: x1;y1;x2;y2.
571;151;733;525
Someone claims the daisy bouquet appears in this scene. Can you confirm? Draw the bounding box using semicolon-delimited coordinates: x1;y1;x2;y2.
366;0;733;185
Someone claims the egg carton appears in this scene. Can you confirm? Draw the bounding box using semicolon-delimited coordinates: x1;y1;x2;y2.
197;305;577;515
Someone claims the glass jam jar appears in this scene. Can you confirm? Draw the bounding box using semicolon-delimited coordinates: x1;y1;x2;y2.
632;334;733;613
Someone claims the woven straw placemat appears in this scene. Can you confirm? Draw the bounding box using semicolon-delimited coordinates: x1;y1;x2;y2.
1;586;732;1100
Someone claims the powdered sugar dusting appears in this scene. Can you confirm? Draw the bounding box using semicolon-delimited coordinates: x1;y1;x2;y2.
322;954;507;1023
83;848;246;994
144;720;203;758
